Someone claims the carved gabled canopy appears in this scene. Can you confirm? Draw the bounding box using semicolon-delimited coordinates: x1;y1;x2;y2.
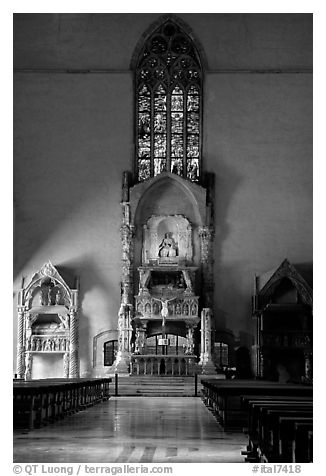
257;259;313;309
23;261;73;308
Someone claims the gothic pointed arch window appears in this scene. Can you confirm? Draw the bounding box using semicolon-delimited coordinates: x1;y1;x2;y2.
135;19;203;183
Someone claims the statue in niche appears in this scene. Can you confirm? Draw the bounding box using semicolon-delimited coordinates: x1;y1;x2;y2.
153;302;159;315
158;233;178;258
182;303;189;315
55;290;61;305
177;274;185;288
39;290;45;305
26;337;31;351
54;337;59;351
44;339;52;351
47;287;52;306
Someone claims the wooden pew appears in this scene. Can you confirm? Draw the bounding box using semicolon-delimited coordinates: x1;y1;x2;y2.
278;416;313;462
201;379;313;462
292;421;313;463
201;379;312;431
241;396;312;463
13;378;111;430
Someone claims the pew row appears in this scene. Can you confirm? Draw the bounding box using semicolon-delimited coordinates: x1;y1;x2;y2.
13;378;111;430
241;396;312;463
201;379;312;431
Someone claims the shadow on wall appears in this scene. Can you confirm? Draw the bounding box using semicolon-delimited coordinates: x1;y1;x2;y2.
213;262;253;339
206;154;249;342
58;257;119;377
13;176;122;280
207;152;243;271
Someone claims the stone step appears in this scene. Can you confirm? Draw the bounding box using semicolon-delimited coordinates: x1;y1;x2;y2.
114;375;199;396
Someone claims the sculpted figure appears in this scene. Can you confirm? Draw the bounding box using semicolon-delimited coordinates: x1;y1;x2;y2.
26;337;31;351
55;290;61;305
47;287;52;306
158;233;177;258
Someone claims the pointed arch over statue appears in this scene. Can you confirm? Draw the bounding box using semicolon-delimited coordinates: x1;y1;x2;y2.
130;171;207;227
16;261;80;380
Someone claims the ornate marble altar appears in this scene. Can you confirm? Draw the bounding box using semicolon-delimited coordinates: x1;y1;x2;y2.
16;261;79;379
114;171;216;375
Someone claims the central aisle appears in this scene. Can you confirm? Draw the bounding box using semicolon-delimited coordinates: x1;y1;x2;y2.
14;397;247;463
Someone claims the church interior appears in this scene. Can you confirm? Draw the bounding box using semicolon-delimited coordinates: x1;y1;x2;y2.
13;13;313;464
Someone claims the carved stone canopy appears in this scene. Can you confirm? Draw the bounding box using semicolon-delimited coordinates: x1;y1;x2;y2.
16;261;80;379
256;259;313;310
23;261;74;309
142;215;193;265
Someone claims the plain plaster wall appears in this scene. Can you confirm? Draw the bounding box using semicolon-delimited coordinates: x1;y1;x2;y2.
13;13;312;375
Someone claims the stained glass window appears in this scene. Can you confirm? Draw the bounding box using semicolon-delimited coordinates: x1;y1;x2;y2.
135;19;202;182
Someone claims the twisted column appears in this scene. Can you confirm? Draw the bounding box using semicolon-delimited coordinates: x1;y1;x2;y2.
69;310;79;378
16;308;25;379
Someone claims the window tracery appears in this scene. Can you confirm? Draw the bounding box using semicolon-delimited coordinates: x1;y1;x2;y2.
136;20;202;182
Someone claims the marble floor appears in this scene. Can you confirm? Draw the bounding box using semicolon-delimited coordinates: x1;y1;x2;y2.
14;397;247;463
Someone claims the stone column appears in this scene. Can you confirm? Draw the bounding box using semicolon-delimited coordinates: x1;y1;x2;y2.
198;226;214;308
16;306;25;379
69;309;79;378
115;304;133;373
63;352;70;378
116;186;135;373
185;325;195;355
24;352;33;380
135;324;147;355
120;205;135;306
199;308;216;374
